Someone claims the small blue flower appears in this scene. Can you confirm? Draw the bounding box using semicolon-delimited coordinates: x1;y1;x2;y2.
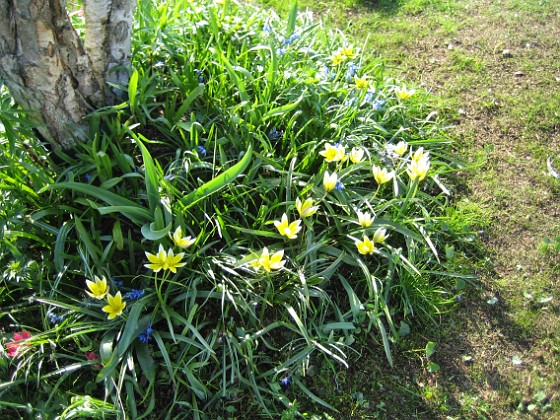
194;68;205;83
346;62;359;79
335;181;345;191
47;311;64;324
111;278;123;288
276;47;286;57
138;326;154;343
197;145;207;156
262;24;272;34
84;173;93;183
457;294;463;302
125;289;145;300
279;376;291;386
268;127;282;139
282;34;300;45
363;91;375;104
372;99;386;111
344;97;356;107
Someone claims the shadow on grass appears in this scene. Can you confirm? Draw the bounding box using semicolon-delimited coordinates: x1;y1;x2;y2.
411;279;552;418
355;0;402;16
297;273;552;418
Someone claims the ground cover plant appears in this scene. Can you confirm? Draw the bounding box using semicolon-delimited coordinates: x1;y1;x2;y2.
256;0;560;418
0;0;475;417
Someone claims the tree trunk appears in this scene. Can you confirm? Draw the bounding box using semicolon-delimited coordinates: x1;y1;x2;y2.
0;0;135;150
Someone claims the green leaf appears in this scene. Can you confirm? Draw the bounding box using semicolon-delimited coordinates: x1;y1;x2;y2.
175;84;204;119
377;318;393;367
398;321;410;337
130;132;160;213
425;341;437;358
129;68;139;110
46;182;152;225
427;361;440;373
74;217;100;265
262;92;304;120
112;220;124;251
321;322;355;333
339;275;362;321
180;144;253;209
141;221;172;241
53;221;73;272
292;377;336;412
117;301;145;357
286;1;299;37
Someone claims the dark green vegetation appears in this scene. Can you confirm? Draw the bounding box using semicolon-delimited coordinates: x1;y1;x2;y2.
257;0;560;417
0;0;473;418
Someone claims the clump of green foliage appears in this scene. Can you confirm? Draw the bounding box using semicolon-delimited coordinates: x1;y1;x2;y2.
0;0;471;417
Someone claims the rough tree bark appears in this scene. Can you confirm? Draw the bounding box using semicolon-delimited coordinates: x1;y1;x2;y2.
0;0;135;150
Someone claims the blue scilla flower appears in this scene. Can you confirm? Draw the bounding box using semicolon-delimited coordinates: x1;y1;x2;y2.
194;68;204;83
363;91;375;104
346;62;359;79
262;24;272;34
111;278;123;288
268;127;282;139
84;173;93;183
282;33;300;45
276;47;286;57
279;376;291;386
335;181;345;191
372;99;386;111
197;145;207;156
138;326;154;343
125;289;145;300
47;311;64;324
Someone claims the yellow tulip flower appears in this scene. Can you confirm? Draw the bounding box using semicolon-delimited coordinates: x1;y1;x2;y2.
323;171;338;192
319;142;346;163
372;165;394;185
330;51;345;66
373;227;389;243
102;292;127;320
145;244;186;273
296;197;319;218
257;247;286;272
395;86;416;100
274;213;302;240
355;236;375;255
349;147;365;164
393;141;408;156
354;75;368;90
406;159;430;181
357;211;373;228
171;226;196;249
340;47;357;59
412;147;430;164
85;275;109;300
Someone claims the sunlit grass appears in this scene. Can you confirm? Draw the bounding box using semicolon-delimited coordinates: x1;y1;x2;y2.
0;0;475;417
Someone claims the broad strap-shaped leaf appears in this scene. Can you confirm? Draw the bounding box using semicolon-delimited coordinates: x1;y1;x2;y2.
45;182;153;225
180;144;253;209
